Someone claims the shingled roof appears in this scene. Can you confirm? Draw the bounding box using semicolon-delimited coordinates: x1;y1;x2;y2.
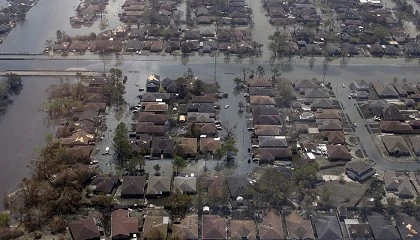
69;216;101;240
230;220;257;240
202;215;227;240
120;175;147;198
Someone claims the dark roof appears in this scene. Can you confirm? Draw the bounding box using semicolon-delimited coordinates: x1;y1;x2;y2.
91;176;119;194
383;105;405;121
258;136;288;148
259;209;284;239
173;176;197;194
382;135;411;155
111;209;139;238
248;78;272;87
314;215;343;240
293;79;319;89
152;138;174;155
69;216;101;240
230;220;257;240
173;215;199;240
367;214;401;240
226;175;250;198
259;148;292;162
312;98;334;109
120;175;147;197
146;176;172;195
202;215;227;240
346;160;374;175
143;215;169;239
252;105;279;116
305;88;329;99
327;145;352;161
248;87;275;96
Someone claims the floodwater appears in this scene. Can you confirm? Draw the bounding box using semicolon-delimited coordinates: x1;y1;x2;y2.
0;0;125;53
0;77;57;200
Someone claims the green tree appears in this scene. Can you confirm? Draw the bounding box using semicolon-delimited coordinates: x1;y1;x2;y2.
213;147;225;160
112;123;132;166
153;164;161;175
256;65;265;78
0;212;9;227
167;189;192;217
173;156;187;174
192;79;205;96
223;139;238;161
5;72;23;95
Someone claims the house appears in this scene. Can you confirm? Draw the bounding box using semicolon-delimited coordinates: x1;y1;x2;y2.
248;87;275;96
258;209;284;240
146;176;172;197
394;83;417;97
284;209;315;240
304;88;329;103
354;80;370;91
136;122;165;136
192;94;215;103
293;79;319;90
253;115;282;125
173;215;199;240
367;214;401;240
345;160;376;182
311;98;334;110
137;112;167;125
226;175;250;199
200;137;222;153
199;176;227;203
69;216;101;240
111;209;139;239
369;100;387;116
250;96;276;105
322;131;346;144
369;43;385;56
143;215;169;240
196;123;217;136
142;102;168;113
146;74;161;92
120;175;147;198
258;148;292;163
151;138;174;157
258;136;288;148
202;215;227;240
344;219;373;240
380;121;413;133
230;220;257;240
382;105;405;121
255;125;280;136
371;82;398;98
384;171;414;198
176;138;198;158
396;216;420;240
357;91;369;99
409;135;420;156
318;119;343;131
141;92;171;103
187;112;214;123
314;215;343;240
327;145;352;161
252;105;279;116
382;135;411;157
173;176;197;194
248;78;272;88
91;175;119;195
315;109;341;119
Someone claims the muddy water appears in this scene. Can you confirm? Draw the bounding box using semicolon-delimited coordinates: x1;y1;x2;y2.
0;0;125;53
0;77;57;203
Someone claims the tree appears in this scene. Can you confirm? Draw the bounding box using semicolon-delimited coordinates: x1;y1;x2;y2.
112;123;132;166
5;72;23;95
173;156;187;174
192;79;205;96
223;139;238;161
256;65;265;78
167;189;192;217
0;212;9;227
214;147;225;160
274;78;294;107
153;164;161;175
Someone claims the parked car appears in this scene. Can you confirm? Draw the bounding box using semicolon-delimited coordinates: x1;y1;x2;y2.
224;105;230;109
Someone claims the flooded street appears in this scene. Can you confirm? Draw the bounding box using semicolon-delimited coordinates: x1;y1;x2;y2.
0;77;57;198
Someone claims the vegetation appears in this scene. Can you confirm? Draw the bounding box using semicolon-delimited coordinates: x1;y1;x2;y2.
166;189;192;218
5;73;23;95
173;156;187;175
